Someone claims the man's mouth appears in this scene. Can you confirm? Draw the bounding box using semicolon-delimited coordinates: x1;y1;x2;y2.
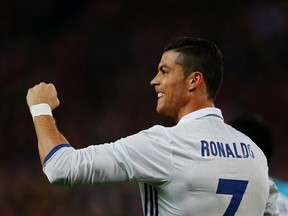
157;92;164;98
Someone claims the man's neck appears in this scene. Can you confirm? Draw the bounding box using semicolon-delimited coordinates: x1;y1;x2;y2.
175;102;215;123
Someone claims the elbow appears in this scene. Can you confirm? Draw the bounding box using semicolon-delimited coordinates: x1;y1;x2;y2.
43;163;71;186
45;172;69;186
42;145;75;186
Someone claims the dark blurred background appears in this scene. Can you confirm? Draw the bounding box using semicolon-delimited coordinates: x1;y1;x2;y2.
0;0;288;215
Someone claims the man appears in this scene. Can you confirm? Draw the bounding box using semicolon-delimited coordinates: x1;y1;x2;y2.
230;115;288;215
27;37;279;215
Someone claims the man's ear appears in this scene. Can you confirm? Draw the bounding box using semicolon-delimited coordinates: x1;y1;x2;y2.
188;72;204;91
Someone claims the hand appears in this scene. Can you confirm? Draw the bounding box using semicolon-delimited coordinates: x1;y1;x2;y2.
26;82;60;110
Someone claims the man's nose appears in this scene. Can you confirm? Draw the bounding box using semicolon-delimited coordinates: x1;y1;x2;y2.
150;74;159;86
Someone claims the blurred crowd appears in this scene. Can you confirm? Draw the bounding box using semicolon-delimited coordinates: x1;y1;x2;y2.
0;0;288;215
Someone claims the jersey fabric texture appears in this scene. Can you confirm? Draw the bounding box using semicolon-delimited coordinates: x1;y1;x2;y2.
43;108;279;216
272;178;288;215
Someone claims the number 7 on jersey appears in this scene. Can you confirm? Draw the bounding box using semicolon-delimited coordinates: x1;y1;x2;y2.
216;179;249;216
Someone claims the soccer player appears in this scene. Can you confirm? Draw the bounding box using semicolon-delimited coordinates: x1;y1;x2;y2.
230;115;288;215
26;37;279;215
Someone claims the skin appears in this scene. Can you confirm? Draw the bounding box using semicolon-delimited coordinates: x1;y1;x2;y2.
26;82;68;165
26;50;214;165
150;50;214;123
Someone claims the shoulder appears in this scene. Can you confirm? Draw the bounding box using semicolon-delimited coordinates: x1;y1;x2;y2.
113;125;173;157
138;125;171;143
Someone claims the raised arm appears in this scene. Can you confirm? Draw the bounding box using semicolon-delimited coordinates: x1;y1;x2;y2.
26;82;69;165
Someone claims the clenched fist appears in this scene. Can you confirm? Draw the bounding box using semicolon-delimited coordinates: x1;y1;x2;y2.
26;82;60;110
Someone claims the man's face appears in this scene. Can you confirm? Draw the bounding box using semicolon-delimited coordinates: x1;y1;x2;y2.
150;50;191;119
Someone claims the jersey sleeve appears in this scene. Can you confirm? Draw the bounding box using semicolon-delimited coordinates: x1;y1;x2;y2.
264;179;279;216
43;125;173;186
43;143;129;185
113;125;173;183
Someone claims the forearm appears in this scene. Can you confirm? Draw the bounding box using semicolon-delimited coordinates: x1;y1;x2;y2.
34;115;69;165
26;83;128;185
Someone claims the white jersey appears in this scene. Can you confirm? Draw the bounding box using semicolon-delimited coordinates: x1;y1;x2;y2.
277;193;288;215
43;108;279;215
272;178;288;215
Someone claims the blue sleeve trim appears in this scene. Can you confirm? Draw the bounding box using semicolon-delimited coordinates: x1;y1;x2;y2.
44;144;72;165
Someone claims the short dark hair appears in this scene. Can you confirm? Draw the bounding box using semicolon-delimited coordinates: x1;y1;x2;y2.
163;37;224;101
230;115;274;164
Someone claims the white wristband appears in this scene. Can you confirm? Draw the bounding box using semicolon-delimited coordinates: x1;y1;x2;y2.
30;103;53;120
